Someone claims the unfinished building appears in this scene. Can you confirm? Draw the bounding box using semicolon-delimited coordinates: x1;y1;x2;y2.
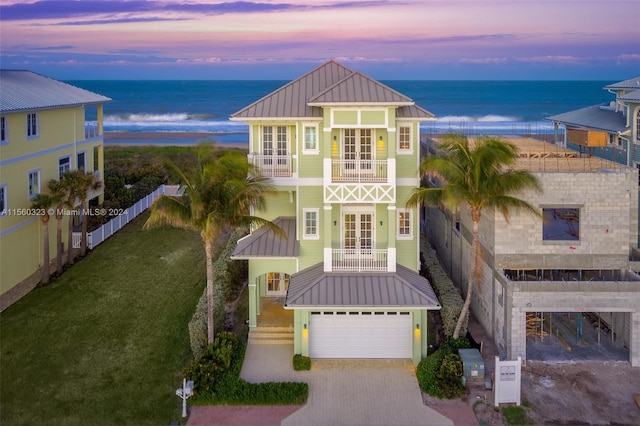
423;137;640;366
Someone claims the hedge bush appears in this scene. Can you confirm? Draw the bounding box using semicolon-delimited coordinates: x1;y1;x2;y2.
421;246;467;337
187;332;308;405
437;353;465;398
188;231;245;358
292;354;311;371
416;337;470;399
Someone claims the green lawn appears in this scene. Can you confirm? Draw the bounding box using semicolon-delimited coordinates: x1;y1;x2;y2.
0;213;205;426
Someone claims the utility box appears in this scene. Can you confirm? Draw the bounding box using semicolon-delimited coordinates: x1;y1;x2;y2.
458;348;485;382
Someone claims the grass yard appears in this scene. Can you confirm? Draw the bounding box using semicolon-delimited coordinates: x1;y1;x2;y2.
0;212;206;426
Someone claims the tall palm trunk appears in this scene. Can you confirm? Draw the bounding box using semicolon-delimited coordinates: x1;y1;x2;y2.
204;234;215;343
80;199;88;256
55;211;64;274
67;213;75;265
41;214;51;284
453;210;481;338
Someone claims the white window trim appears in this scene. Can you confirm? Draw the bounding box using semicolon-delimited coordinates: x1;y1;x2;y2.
28;169;40;199
397;208;413;239
26;112;39;139
0;116;7;145
59;155;71;179
303;208;320;240
397;123;413;154
0;184;7;215
302;123;319;154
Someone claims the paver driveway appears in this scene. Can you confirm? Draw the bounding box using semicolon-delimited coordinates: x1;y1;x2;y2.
240;344;453;426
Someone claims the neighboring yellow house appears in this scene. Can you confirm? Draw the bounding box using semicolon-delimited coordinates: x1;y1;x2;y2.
0;70;110;310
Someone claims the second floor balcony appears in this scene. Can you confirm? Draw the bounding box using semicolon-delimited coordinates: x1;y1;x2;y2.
330;159;388;182
248;154;293;177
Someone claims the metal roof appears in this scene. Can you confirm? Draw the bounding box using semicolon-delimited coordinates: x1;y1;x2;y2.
231;60;353;119
231;217;299;258
0;70;111;113
546;104;628;134
230;60;434;119
397;104;436;119
619;89;640;102
604;77;640;91
308;72;413;105
284;262;440;309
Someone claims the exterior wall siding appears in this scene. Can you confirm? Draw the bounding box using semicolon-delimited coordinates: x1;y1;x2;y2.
1;105;105;300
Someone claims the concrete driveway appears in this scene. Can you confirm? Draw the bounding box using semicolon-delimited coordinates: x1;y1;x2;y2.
240;344;454;426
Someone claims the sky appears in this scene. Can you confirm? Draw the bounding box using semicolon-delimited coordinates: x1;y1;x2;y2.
0;0;639;80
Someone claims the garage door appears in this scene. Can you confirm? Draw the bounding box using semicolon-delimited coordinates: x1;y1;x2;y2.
309;311;412;358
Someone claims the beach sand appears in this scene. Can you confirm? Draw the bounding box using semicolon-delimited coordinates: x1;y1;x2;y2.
105;131;249;149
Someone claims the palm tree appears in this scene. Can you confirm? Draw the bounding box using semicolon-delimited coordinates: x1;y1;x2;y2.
144;145;277;343
408;134;542;338
61;170;81;265
47;179;67;275
76;171;102;257
31;192;62;284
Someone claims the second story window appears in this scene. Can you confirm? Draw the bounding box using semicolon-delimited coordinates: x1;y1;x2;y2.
27;113;38;138
543;208;580;241
303;208;319;239
303;125;318;153
398;125;412;153
0;116;7;143
59;156;71;179
397;209;413;239
28;169;40;199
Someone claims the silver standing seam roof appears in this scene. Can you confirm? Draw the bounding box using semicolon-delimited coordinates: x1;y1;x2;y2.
230;60;434;119
620;89;640;102
231;217;299;258
0;70;111;113
546;104;629;134
285;262;440;309
604;77;640;91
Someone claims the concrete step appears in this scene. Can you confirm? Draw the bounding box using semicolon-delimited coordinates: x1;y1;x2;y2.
249;326;294;345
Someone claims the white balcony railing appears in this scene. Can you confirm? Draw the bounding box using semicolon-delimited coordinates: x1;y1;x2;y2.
248;154;292;177
331;159;387;182
331;248;388;272
85;123;100;139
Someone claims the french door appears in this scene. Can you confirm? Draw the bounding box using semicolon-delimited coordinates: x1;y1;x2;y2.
343;129;373;175
343;209;374;257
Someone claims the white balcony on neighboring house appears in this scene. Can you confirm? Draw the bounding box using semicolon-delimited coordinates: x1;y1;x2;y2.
85;123;100;139
323;158;395;203
248;154;293;177
324;248;396;272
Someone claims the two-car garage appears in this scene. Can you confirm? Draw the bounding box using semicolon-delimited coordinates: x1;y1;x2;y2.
309;311;413;359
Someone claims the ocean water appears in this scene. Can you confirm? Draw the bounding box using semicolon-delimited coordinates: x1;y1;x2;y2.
68;79;617;144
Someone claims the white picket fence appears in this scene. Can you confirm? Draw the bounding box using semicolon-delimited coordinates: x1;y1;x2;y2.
73;185;180;250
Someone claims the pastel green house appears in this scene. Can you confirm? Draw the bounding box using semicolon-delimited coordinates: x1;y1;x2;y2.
0;70;110;310
231;60;440;365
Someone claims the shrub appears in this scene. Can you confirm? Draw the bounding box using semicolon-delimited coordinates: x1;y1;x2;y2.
187;332;308;405
421;246;467;337
416;337;471;399
188;289;208;358
188;232;243;358
416;349;446;398
292;354;311;371
436;353;465;398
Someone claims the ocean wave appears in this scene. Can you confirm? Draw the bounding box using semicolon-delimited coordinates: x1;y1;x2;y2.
436;115;519;123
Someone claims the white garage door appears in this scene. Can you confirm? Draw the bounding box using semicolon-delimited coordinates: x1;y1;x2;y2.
309;311;412;358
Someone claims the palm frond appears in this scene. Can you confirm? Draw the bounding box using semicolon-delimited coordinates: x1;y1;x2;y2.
144;195;195;231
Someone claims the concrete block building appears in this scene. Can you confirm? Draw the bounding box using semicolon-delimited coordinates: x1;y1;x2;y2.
424;137;640;366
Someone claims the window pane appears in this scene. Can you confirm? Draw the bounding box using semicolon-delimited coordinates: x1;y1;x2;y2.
542;208;579;241
305;127;316;150
305;211;317;235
